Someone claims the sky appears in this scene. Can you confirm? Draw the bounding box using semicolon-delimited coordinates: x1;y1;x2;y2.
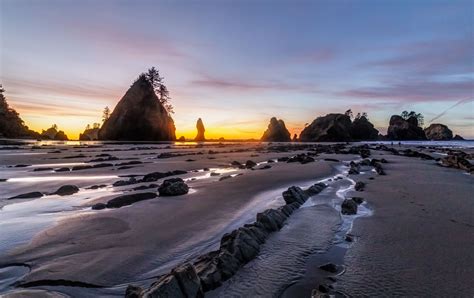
1;0;473;140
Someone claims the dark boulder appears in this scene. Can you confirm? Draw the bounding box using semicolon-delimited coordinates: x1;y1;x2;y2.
261;117;291;142
300;113;352;142
245;160;257;168
98;74;176;141
54;185;79;196
350;116;379;140
453;134;464;140
194;118;206;142
91;203;106;210
282;186;308;205
125;285;143;298
158;178;189;196
319;263;339;273
341;199;358;215
352;197;364;204
354;181;365;191
387;115;426;140
424;123;453;140
106;192;157;208
8;191;43;200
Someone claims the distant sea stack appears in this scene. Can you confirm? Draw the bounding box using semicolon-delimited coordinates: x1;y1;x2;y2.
98;75;176;141
40;125;69;140
350;115;379;140
424;123;453;140
261;117;291;142
195;118;206;142
387;115;426;140
299;113;352;142
79;127;99;141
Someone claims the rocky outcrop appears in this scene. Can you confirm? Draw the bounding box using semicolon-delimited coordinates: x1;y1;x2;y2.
424;123;453;140
261;117;291;142
350;116;379;140
98;75;176;141
195;118;206;142
387;115;426;140
440;154;473;173
129;183;327;296
453;134;464;140
40;126;69;141
299;113;352;142
79;128;99;141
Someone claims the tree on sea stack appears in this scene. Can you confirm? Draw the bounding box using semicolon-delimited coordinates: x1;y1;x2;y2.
98;67;176;141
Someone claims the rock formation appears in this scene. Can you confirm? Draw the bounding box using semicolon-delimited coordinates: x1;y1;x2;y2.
194;118;206;142
424;123;453;140
299;113;352;142
40;125;69;140
261;117;291;142
98;75;176;141
453;134;464;140
350;116;379;140
79;127;99;141
386;115;426;140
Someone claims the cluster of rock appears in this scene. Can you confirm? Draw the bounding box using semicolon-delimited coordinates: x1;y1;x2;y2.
261;117;291;142
440;152;473;173
126;183;327;297
386;115;425;140
99;75;176;141
40;126;69;141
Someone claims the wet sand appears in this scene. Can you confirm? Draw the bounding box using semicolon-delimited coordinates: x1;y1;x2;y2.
0;141;473;296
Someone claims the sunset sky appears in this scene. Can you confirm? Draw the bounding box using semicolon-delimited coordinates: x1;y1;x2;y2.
1;0;473;140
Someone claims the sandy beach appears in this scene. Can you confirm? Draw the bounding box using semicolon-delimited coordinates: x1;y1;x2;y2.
0;140;473;297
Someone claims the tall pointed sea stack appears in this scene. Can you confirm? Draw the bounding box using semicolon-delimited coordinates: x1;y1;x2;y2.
261;117;291;142
99;75;176;141
195;118;206;142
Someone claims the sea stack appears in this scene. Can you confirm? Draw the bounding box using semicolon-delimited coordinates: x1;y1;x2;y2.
299;113;352;142
386;115;426;140
195;118;206;142
98;75;176;141
424;123;453;140
350;115;379;140
261;117;291;142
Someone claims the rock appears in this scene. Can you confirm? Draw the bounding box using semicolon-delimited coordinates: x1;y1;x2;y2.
319;263;339;273
282;186;308;205
142;170;187;182
305;183;327;196
40;125;69;140
387;115;426;140
143;274;184;297
352;197;364;204
106;192;157;208
33;167;53;172
287;154;315;164
158;178;189;196
194;118;206;142
424;123;453;140
259;165;272;170
350;116;379;140
98;74;176;141
8;192;43;200
453;134;464;140
91;203;106;210
261;117;291;142
354;181;365;191
341;199;358;215
113;177;137;187
170;264;204;297
300;113;352;142
219;176;232;181
245;160;257;168
125;285;143;298
79;127;99;141
348;161;360;175
256;209;287;232
177;136;186;142
441;154;473;172
54;185;79;196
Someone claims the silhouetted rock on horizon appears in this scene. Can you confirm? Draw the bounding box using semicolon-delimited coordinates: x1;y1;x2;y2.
299;113;352;142
351;116;379;140
40;126;69;141
99;76;176;141
261;117;291;142
424;123;453;140
453;134;464;140
79;128;99;141
195;118;206;142
386;115;426;140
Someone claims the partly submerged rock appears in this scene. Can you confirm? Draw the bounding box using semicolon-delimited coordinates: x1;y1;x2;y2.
341;199;358;215
106;192;157;208
99;75;176;141
8;191;43;200
195;118;206;142
54;185;79;196
158;178;189;196
424;123;453;140
300;113;352;142
261;117;291;142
